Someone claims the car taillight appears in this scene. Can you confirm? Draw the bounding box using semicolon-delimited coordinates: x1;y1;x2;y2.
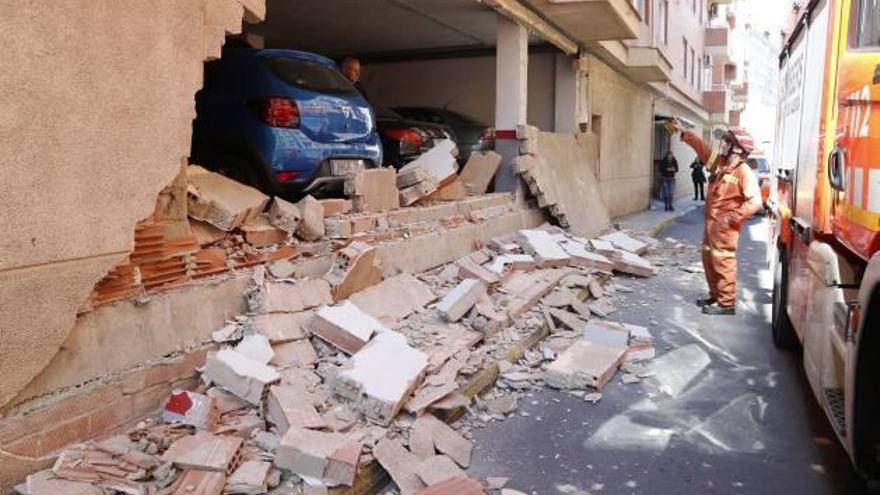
255;97;300;128
276;171;300;182
384;128;424;156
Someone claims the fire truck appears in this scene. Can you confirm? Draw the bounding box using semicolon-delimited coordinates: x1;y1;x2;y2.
772;0;880;477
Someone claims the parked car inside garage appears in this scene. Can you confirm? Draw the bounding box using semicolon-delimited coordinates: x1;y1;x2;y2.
190;48;382;197
392;107;493;164
375;106;456;168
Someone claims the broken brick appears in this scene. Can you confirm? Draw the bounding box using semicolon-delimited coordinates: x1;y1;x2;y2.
267;197;301;233
436;279;486;323
274;427;361;487
346;168;399;213
414;477;485;495
458;151;502;195
307;301;389;354
270;339;318;368
250;279;332;314
349;273;436;325
186;165;270;231
544;340;626;390
295;195;325;241
410;415;472;468
265;385;326;434
324;241;383;302
333;332;427;425
374;438;426;495
414;455;465;486
518;229;571;267
247;311;312;343
319;198;352;217
202;349;280;406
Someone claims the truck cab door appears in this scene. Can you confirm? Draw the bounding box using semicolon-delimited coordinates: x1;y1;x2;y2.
832;0;880;261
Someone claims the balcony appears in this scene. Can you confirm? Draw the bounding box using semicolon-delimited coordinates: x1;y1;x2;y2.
522;0;641;42
626;46;673;82
705;27;732;63
732;82;749;103
703;88;731;125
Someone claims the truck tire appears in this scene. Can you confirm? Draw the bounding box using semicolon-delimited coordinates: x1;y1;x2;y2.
772;248;796;349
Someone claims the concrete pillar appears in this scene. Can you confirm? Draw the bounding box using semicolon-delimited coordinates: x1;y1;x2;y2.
494;15;529;194
555;54;590;133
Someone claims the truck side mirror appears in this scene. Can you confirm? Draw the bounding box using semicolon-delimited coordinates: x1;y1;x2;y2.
828;147;846;191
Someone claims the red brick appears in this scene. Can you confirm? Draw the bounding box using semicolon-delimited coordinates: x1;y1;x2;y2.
0;383;122;444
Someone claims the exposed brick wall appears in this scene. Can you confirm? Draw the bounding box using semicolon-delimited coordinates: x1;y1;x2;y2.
0;345;213;488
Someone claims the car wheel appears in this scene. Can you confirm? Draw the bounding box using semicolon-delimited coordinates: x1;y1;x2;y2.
771;248;796;349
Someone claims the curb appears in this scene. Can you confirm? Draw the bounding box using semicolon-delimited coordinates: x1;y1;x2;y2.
645;205;699;237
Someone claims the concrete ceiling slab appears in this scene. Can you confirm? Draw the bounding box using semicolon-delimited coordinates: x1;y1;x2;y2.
249;0;500;57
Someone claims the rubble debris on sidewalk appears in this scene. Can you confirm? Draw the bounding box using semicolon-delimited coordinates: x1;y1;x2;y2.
32;155;677;495
23;217;663;495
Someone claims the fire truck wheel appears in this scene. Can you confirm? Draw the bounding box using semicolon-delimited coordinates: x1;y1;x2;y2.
772;248;795;349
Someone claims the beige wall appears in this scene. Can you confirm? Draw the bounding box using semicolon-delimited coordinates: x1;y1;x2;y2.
588;56;654;217
363;52;557;132
0;0;265;409
656;0;708;104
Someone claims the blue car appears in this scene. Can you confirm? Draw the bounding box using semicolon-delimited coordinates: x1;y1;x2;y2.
191;48;382;197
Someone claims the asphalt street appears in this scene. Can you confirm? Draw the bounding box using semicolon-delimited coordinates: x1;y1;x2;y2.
468;206;867;495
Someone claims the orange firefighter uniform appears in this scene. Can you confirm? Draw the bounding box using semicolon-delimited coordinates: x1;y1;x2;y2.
681;131;762;308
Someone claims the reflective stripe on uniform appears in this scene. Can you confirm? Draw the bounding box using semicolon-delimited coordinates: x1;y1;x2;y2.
721;174;740;185
702;244;737;258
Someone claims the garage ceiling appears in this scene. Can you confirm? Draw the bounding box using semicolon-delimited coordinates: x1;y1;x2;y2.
249;0;503;57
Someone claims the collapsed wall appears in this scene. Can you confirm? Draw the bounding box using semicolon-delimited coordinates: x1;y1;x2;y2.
0;0;266;487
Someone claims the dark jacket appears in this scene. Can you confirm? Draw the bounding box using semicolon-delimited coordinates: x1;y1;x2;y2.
690;160;707;183
660;156;678;179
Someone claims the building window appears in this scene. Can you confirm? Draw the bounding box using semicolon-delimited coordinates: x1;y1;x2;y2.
683;38;688;79
655;0;669;44
690;47;696;85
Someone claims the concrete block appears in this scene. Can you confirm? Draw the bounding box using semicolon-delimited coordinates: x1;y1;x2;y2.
324;242;383;302
234;334;274;365
400;180;438;206
544;340;626;390
226;460;271;495
456;255;501;287
241;214;287;248
430;176;468;202
275;427;361;487
251;279;332;314
267;197;301;233
268;259;297;279
295;195;325;241
374;438;426;495
415;455;465;486
436;279;486;322
350;213;381;234
333;332;428;425
504;268;572;320
319;198;352;217
349;273;436;325
307;301;389;354
613;250;656;277
559;240;615;271
266;385;326;434
346;168;399;213
270;339;318;368
190;219;228;246
518;229;571;267
324;217;353;239
486;254;536;275
202;349;280;405
411;415;472;468
186;165;269;231
458;151;502;195
247;312;311;344
398;139;457;184
599;231;648;255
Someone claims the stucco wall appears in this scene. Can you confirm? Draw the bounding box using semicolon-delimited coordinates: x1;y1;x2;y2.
0;0;265;409
363;52;557;132
587;56;654;218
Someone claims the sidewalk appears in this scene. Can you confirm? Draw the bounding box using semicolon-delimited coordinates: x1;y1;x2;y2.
615;196;703;237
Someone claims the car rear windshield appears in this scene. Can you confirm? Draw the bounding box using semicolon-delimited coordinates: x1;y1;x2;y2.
262;56;358;95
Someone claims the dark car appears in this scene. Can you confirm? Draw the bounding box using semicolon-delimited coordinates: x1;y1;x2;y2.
392;107;493;164
375;107;455;168
191;48;382;197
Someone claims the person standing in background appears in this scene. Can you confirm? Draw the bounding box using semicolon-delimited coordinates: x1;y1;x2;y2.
340;57;368;100
659;151;679;211
690;158;706;201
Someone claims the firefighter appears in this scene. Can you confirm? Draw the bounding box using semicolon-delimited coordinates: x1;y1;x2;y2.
666;120;763;315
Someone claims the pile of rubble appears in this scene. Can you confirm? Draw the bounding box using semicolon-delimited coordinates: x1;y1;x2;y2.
18;221;660;495
86;144;501;311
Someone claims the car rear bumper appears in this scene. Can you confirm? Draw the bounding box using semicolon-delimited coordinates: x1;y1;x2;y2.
263;128;382;194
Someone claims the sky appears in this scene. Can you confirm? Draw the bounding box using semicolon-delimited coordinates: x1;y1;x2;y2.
736;0;792;36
